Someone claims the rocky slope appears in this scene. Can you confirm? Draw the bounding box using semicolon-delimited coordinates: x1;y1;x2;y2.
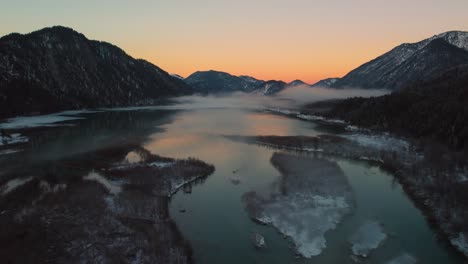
0;26;191;118
310;77;339;88
256;80;287;95
316;31;468;90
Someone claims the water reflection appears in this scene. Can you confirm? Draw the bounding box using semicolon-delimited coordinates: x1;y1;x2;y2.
0;91;463;264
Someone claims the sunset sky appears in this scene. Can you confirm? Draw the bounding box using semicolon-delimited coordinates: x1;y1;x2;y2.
1;0;468;83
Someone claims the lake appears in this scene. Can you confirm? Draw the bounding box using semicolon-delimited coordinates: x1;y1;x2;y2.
0;90;464;263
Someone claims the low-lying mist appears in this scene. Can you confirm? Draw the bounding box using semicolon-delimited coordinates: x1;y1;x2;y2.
172;85;389;110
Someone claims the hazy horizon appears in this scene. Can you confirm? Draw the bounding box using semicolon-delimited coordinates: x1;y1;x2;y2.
1;0;467;83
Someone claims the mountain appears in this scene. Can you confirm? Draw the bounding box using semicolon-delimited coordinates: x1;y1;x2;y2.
332;31;468;89
171;73;184;80
257;80;288;95
185;70;292;95
289;80;309;86
311;78;340;88
185;70;262;94
238;75;264;86
0;26;191;118
321;63;468;151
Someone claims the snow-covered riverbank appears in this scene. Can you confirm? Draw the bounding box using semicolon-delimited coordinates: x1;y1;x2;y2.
242;108;468;259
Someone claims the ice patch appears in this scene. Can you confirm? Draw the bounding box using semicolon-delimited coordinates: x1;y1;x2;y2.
257;195;350;257
350;220;387;257
0;113;83;129
243;154;354;258
451;233;468;256
251;231;267;249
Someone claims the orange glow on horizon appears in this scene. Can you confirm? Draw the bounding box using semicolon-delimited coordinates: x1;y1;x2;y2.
1;1;467;84
125;43;392;84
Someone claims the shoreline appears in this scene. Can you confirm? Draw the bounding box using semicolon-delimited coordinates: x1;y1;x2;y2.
228;131;468;260
0;144;214;263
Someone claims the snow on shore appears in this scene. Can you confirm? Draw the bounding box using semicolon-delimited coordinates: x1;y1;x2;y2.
344;133;409;153
266;108;411;154
266;108;346;125
84;171;122;195
451;233;468;257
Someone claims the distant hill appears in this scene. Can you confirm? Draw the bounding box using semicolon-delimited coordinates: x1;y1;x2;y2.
289;80;310;86
256;80;288;95
0;26;191;118
185;70;261;94
185;70;288;95
314;31;468;90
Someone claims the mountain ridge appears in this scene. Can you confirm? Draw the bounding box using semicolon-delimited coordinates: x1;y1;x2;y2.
0;26;191;118
313;31;468;90
184;70;290;95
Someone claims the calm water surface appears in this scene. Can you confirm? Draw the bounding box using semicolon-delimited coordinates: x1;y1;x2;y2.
0;95;464;263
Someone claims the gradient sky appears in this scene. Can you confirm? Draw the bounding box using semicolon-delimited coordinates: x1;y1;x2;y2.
1;0;468;83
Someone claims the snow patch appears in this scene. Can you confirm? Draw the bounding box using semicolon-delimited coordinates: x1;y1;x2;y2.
350;220;387;258
168;174;204;196
251;231;267;249
344;133;409;153
0;176;34;196
0;133;29;146
84;171;122;195
148;161;175;168
109;161;175;171
39;181;67;194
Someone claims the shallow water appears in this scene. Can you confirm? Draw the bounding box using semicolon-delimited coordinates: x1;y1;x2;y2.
0;95;464;263
141;108;462;264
